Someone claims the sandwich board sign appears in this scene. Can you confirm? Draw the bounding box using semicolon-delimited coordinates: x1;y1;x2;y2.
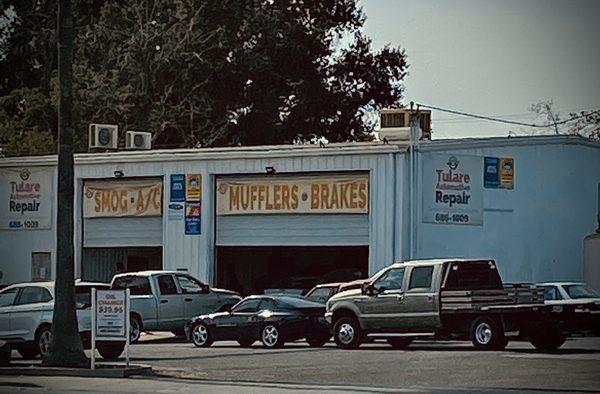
91;288;130;369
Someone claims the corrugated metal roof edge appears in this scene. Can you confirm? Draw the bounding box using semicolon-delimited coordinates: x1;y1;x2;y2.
0;141;406;167
417;134;600;152
1;134;597;167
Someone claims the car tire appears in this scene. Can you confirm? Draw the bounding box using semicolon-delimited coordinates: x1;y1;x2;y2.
387;338;412;349
529;327;567;352
17;346;39;359
237;337;255;347
97;341;125;359
306;335;330;347
333;316;362;349
35;325;52;358
191;322;213;347
129;315;142;343
470;316;507;350
261;324;284;348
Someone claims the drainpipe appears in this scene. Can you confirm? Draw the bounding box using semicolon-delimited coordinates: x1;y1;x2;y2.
409;104;420;259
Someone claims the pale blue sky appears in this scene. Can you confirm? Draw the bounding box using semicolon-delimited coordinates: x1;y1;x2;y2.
361;0;600;138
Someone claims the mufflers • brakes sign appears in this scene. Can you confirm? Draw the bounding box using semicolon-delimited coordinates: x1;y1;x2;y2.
216;174;369;215
422;154;483;225
0;167;53;230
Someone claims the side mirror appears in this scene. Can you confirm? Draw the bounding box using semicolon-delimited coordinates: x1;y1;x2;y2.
361;282;372;295
201;284;210;294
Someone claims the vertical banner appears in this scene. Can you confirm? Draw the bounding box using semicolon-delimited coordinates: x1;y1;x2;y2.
185;202;201;235
185;174;202;202
422;154;484;225
170;174;185;202
499;158;515;189
483;157;500;189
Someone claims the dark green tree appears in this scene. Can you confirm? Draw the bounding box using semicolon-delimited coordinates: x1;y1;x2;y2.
1;0;408;153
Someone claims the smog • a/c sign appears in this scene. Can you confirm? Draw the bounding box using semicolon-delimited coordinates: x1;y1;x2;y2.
422;154;483;225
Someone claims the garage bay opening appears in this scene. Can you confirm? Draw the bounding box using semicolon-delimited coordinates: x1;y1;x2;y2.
216;246;368;296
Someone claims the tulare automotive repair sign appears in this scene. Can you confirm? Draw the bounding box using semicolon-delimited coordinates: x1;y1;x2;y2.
83;179;162;218
422;154;483;225
0;167;53;230
216;175;369;215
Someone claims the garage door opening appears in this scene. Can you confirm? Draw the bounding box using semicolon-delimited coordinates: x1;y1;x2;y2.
82;247;162;283
216;246;368;296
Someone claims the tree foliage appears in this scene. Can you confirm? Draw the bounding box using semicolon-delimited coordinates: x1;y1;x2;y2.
529;100;600;140
0;0;408;155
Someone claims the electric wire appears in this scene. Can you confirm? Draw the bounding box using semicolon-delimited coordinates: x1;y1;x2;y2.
416;103;600;128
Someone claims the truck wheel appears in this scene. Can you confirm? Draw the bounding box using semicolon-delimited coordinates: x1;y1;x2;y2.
529;327;567;352
96;342;125;359
334;316;362;349
129;315;142;343
191;322;213;347
387;338;412;349
470;316;507;350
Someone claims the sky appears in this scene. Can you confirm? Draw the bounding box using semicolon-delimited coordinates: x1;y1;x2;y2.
361;0;600;139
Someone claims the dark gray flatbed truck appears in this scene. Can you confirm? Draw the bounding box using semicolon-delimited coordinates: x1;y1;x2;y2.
325;259;566;351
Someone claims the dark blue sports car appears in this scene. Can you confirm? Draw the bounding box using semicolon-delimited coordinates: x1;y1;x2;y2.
185;295;330;348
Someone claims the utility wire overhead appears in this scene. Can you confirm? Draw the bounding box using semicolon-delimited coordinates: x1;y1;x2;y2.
416;103;600;128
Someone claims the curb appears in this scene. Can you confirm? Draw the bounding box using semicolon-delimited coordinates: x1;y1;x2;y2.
0;364;153;378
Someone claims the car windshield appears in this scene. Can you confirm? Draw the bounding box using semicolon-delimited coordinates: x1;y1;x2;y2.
563;284;599;299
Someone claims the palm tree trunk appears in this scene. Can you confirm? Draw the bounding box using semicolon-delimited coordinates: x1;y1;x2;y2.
42;0;87;367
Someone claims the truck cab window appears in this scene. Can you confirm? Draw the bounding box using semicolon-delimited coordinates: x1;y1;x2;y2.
408;266;433;290
176;275;204;294
112;276;152;296
157;275;179;295
373;268;405;292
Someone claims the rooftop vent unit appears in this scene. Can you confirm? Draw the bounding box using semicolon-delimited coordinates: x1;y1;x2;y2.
379;109;432;141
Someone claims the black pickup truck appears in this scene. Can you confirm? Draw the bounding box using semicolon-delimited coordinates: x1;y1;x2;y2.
325;259;566;351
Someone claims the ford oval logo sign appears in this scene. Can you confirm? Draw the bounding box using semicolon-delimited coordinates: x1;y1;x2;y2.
168;203;183;210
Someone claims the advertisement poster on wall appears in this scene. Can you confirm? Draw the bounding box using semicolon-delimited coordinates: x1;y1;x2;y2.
422;154;483;225
0;167;53;230
483;157;514;189
170;174;185;202
184;202;201;235
185;174;202;202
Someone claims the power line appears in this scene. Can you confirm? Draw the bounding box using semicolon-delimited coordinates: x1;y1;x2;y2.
416;103;600;128
433;106;599;122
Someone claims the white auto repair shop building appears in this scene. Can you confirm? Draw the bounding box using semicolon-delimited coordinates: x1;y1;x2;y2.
1;134;599;294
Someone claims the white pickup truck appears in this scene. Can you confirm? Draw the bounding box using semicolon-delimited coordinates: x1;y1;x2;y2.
111;271;241;342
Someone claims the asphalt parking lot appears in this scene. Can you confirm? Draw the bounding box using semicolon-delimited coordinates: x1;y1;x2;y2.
122;334;600;392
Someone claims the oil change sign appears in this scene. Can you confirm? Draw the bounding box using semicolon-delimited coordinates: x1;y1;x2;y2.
95;289;127;339
422;154;483;225
0;167;53;230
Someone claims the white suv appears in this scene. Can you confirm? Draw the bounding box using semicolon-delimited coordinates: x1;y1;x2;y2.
0;281;109;358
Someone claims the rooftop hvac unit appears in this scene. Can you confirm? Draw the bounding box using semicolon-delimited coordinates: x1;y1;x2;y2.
379;109;432;140
89;124;118;150
125;131;152;150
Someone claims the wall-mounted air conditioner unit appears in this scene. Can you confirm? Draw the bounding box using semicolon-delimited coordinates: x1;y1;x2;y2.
89;124;118;150
125;131;152;150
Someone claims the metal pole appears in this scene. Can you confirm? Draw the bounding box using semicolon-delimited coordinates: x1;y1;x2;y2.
125;288;130;368
91;288;96;370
